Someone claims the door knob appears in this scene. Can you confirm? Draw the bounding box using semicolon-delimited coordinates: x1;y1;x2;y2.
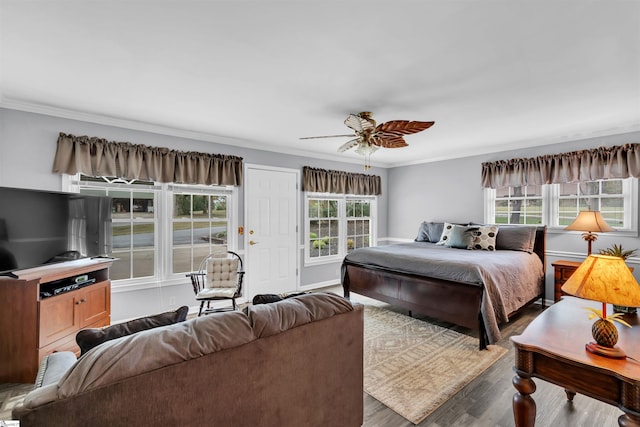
249;240;258;245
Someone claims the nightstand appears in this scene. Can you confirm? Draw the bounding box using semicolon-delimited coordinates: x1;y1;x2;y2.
551;260;582;302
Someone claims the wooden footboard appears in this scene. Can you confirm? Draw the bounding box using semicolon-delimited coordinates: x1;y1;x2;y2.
342;262;488;350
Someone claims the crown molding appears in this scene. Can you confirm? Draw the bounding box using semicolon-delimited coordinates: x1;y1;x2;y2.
0;99;386;169
387;123;640;168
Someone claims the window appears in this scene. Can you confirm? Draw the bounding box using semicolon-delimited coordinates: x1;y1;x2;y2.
556;180;627;228
346;199;371;252
493;185;543;225
308;198;340;258
73;175;236;286
305;194;376;264
485;178;637;232
172;190;230;274
78;177;159;281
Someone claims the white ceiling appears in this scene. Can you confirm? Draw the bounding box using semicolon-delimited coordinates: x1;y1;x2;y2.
1;1;639;168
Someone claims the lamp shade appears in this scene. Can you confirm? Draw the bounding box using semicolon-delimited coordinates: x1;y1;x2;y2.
565;210;614;233
561;254;640;307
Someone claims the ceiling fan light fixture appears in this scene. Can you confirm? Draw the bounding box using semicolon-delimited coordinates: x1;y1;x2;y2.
300;111;434;170
354;141;378;170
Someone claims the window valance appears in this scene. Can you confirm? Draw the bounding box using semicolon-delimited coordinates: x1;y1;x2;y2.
481;143;640;189
52;133;243;186
302;166;381;195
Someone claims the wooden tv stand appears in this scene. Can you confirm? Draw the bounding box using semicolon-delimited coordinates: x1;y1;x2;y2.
0;258;113;383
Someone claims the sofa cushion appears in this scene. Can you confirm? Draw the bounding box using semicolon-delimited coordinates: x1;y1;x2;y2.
244;292;354;339
57;311;254;400
76;305;189;356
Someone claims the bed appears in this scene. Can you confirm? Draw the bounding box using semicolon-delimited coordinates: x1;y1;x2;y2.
341;224;546;349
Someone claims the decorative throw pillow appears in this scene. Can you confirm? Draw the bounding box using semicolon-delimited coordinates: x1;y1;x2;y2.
445;225;479;249
252;292;310;305
495;225;537;253
436;222;456;245
471;225;499;251
415;221;445;243
76;305;189;356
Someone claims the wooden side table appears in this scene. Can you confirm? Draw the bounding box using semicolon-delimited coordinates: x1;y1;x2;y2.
511;296;640;427
551;260;582;302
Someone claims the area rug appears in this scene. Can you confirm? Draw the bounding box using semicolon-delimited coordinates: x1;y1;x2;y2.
0;383;32;422
363;305;508;425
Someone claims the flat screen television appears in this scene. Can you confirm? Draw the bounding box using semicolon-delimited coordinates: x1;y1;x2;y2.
0;186;112;275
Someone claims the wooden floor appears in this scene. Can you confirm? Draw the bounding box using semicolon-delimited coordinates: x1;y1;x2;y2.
0;293;624;426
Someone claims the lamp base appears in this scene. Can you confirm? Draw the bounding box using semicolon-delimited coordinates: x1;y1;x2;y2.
586;342;626;359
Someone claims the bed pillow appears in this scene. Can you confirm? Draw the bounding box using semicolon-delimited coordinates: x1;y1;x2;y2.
415;221;445;243
415;222;429;242
495;225;537;253
435;222;456;245
470;224;499;251
445;225;479;249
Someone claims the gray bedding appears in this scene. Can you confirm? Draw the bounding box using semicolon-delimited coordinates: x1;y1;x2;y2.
344;242;544;343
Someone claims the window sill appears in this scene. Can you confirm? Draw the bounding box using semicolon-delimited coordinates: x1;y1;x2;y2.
304;256;343;267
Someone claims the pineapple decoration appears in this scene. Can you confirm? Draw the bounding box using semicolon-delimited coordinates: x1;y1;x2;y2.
586;307;631;349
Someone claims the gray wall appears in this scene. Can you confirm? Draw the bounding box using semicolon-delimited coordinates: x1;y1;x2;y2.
3;107;639;318
0;108;388;320
387;130;640;300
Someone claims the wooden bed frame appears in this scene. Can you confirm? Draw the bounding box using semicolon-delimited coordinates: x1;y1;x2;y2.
342;226;546;350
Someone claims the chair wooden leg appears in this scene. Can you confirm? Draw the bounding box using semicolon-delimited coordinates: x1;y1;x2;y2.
232;298;237;310
199;301;205;316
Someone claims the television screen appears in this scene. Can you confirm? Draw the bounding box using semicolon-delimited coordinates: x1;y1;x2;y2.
0;186;112;274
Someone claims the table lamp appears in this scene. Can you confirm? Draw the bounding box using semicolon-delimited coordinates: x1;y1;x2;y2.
565;210;614;255
561;254;640;359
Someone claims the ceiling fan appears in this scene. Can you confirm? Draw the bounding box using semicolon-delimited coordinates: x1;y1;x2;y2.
300;111;434;169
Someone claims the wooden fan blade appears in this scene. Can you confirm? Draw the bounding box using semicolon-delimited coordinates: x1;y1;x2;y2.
344;114;375;133
299;134;356;140
374;120;435;137
370;135;408;148
337;138;361;153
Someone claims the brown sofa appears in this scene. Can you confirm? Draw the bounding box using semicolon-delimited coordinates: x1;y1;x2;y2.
13;293;364;427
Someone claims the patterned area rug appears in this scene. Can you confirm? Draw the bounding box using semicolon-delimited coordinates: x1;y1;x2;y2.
364;306;508;425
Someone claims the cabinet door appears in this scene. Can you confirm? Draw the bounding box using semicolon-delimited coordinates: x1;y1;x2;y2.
39;292;78;347
79;280;111;328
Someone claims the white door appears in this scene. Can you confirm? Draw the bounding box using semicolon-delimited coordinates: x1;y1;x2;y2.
245;165;298;299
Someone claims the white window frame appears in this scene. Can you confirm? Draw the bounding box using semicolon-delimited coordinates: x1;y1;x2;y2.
304;192;377;266
66;174;238;289
484;178;638;235
167;184;237;276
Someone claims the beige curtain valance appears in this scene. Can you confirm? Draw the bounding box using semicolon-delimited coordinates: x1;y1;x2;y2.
52;133;243;186
481;143;640;189
302;166;381;195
